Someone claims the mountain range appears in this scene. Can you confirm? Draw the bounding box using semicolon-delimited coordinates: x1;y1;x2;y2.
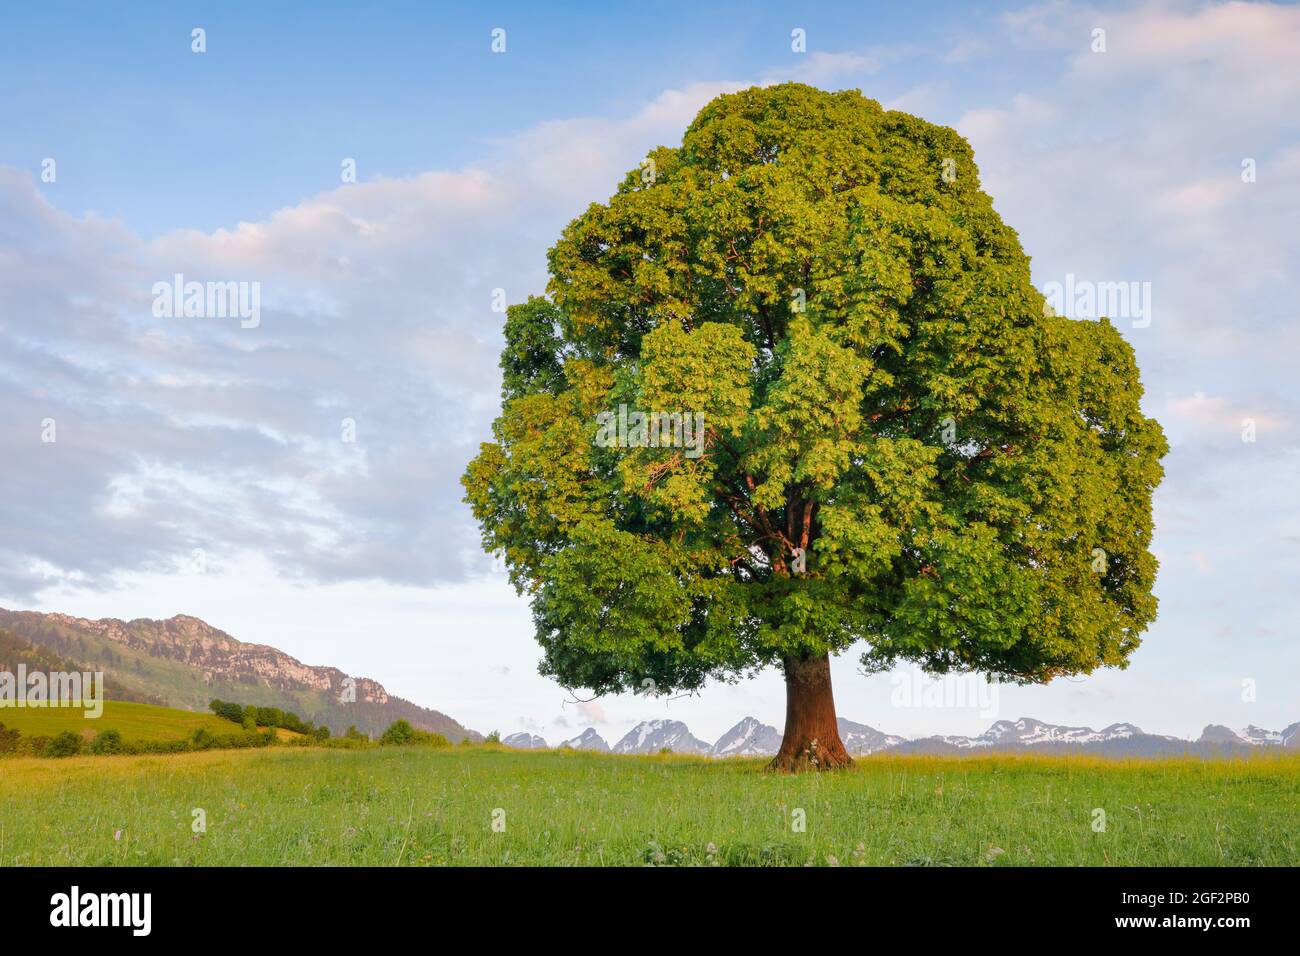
0;608;478;742
529;714;1300;758
4;607;1294;759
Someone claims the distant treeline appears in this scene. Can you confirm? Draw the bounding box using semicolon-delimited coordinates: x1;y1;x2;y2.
208;698;332;741
210;700;459;750
0;721;281;758
0;710;474;760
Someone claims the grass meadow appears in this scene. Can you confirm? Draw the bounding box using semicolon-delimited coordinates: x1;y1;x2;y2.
0;700;301;744
2;746;1297;866
0;701;245;742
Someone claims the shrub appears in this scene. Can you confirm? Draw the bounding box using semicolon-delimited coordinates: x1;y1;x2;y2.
485;731;501;745
22;735;52;756
209;699;244;724
90;729;125;755
0;722;20;754
379;720;417;746
378;720;449;748
45;731;84;757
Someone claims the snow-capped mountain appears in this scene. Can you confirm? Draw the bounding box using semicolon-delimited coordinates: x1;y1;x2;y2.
982;717;1149;749
895;717;1172;753
518;716;1300;759
557;728;609;752
710;717;783;757
978;718;1151;747
894;717;1223;756
837;718;905;755
1198;723;1300;748
613;719;710;755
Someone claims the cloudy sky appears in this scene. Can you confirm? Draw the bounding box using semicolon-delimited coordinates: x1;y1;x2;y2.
2;0;1297;745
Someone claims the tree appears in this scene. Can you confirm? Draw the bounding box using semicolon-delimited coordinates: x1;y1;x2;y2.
379;720;416;746
90;728;125;755
209;698;244;724
462;84;1167;771
45;730;83;757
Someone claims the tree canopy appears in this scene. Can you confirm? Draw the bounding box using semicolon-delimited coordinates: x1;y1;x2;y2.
463;83;1166;746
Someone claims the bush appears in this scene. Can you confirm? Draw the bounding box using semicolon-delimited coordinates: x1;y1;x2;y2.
485;731;501;745
45;730;84;757
208;699;244;724
209;698;316;735
379;720;417;746
378;720;449;748
0;722;20;754
90;729;125;755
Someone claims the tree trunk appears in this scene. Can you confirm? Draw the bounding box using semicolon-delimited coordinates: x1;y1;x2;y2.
768;652;853;772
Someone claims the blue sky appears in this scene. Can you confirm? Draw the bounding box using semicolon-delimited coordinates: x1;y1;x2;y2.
2;0;1298;745
4;0;1046;235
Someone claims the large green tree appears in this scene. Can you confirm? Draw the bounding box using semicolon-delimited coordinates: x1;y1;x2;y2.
463;84;1166;771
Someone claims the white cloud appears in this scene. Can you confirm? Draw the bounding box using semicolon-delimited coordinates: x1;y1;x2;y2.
0;81;736;601
6;3;1299;740
1163;391;1290;440
761;49;890;86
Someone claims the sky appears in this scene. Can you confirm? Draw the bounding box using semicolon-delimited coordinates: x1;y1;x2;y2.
1;0;1297;746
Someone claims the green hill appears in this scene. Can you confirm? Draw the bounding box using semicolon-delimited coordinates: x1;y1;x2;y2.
0;699;240;744
0;609;478;741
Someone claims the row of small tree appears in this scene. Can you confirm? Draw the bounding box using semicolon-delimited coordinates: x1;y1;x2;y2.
0;715;468;759
208;698;331;741
0;721;280;758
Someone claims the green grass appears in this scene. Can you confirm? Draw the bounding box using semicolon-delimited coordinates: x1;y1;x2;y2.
0;700;240;743
1;746;1297;865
